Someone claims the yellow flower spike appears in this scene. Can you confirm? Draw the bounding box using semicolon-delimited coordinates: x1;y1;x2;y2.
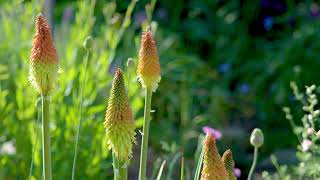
222;149;237;180
137;27;161;92
104;68;136;162
29;13;59;95
201;133;229;180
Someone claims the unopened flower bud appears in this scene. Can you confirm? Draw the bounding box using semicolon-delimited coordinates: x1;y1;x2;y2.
307;128;314;135
250;128;264;148
126;58;135;68
83;36;93;50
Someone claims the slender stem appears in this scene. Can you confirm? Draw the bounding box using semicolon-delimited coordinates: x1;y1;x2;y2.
119;161;128;180
180;157;184;180
139;88;153;180
247;147;259;180
108;0;137;63
42;96;52;180
71;50;91;180
28;100;41;180
28;98;41;180
113;154;119;180
127;69;131;92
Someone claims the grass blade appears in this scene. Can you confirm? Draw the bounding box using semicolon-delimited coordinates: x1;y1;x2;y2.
156;160;167;180
193;148;204;180
193;134;205;180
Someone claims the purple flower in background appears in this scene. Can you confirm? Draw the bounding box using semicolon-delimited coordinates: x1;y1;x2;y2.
134;11;147;26
260;0;270;8
63;7;74;22
202;126;222;140
218;63;230;73
260;0;286;14
263;16;273;31
156;8;168;19
234;167;241;178
238;83;251;94
310;3;320;17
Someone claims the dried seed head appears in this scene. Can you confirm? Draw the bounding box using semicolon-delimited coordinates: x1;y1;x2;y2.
104;68;136;162
29;13;59;95
201;133;229;180
137;28;161;91
250;128;264;148
222;150;237;180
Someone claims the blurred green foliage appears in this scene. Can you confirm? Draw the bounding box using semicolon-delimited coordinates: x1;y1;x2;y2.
2;0;320;179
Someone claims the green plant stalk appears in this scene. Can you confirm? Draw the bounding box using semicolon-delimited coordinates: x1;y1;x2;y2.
42;96;52;180
180;157;184;180
28;99;41;180
247;147;259;180
108;0;137;63
112;154;119;180
119;161;128;180
139;88;153;180
71;50;91;180
112;154;127;180
146;0;157;24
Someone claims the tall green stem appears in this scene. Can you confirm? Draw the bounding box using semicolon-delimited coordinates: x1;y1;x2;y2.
113;154;119;180
139;88;153;180
42;95;52;180
28;99;41;180
112;155;127;180
247;147;258;180
119;161;128;180
71;50;91;180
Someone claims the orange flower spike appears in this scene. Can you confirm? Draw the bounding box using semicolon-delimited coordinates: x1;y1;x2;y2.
201;133;229;180
137;27;161;91
222;149;237;180
29;14;59;95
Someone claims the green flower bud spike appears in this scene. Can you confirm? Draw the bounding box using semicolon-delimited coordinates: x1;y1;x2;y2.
222;150;237;180
201;133;229;180
29;13;59;96
104;68;136;163
248;128;264;180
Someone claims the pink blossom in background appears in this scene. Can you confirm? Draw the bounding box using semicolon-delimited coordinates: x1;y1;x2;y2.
234;167;241;178
0;141;16;155
301;139;312;152
202;126;222;140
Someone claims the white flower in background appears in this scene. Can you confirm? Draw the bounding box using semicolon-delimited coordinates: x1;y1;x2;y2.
307;128;314;135
301;139;312;152
317;130;320;138
1;141;16;155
